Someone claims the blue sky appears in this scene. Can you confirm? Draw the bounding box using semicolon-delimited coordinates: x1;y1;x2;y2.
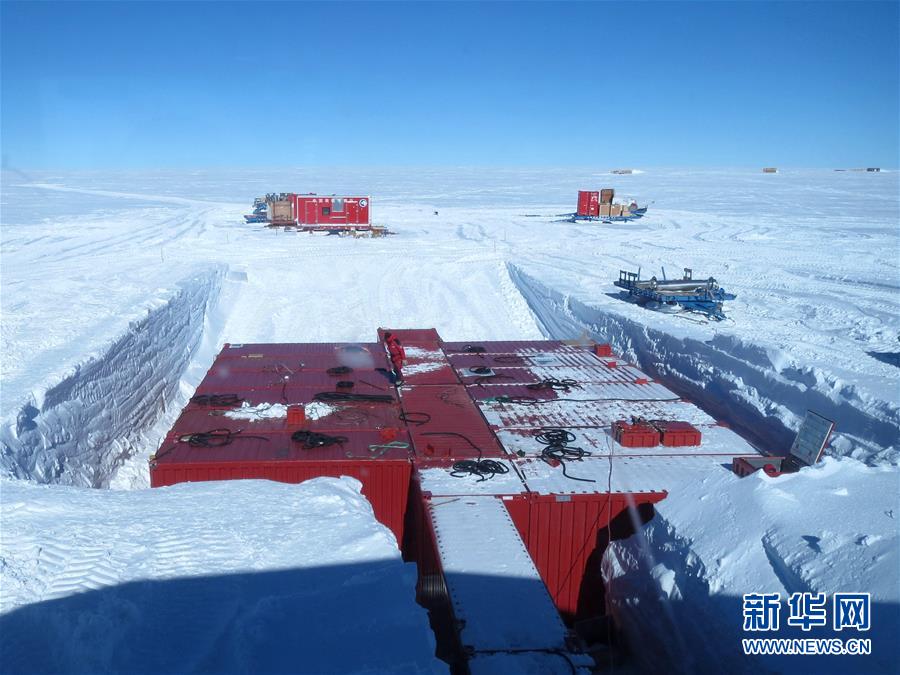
2;1;897;169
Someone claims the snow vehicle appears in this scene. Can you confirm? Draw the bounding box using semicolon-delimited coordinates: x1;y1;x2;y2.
614;267;736;320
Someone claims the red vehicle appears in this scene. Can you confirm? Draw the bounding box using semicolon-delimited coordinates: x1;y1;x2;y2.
292;194;370;227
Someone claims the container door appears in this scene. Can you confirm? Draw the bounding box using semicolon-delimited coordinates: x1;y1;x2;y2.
330;197;346;223
306;199;319;224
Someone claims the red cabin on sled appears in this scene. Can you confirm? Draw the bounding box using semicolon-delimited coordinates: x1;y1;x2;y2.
292;194;370;227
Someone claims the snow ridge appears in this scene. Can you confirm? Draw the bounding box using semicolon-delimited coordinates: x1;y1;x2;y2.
0;269;224;488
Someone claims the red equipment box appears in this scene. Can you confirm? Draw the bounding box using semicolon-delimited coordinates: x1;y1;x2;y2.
292;194;370;226
576;190;600;218
612;420;659;448
593;343;613;357
657;421;702;447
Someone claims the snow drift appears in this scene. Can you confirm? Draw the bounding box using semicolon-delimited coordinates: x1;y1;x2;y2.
0;476;445;674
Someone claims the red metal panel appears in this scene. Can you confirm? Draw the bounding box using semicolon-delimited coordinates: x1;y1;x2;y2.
400;385;506;458
198;368;394;392
577;191;600;217
215;343;390;369
174;404;406;436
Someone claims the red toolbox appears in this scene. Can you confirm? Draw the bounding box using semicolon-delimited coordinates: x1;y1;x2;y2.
612;420;659;448
656;421;702;447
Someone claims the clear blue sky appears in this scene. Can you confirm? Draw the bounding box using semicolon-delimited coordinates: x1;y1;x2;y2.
2;1;897;169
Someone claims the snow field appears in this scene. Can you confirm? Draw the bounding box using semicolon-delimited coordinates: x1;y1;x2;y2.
0;477;446;674
1;167;897;673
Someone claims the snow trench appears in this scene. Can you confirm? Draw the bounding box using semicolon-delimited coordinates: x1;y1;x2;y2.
507;263;899;465
0;268;225;488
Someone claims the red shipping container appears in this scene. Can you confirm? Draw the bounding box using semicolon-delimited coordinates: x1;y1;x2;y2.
576;190;600;217
612;420;659;448
657;421;702;447
293;194;370;226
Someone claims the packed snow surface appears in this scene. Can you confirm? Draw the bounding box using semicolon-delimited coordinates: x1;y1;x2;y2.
2;167;898;672
0;476;444;674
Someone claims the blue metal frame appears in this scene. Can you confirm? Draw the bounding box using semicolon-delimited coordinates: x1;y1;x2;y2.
613;269;736;321
570;207;648;223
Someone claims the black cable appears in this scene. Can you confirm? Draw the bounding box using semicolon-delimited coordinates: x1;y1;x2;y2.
489;396;682;405
450;459;509;482
492;355;525;364
526;377;578;391
399;411;431;426
535;427;596;483
439;390;466;408
473;373;515;386
190;394;243;407
313;392;394;403
493;395;538;404
290;430;348;449
452;345;485;353
327;366;353;375
177;428;270;447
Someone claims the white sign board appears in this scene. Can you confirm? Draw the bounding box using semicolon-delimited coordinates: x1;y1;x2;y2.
789;410;835;466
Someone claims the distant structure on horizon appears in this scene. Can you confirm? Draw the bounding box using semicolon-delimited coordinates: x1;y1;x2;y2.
611;168;633;175
834;168;882;172
762;167;778;174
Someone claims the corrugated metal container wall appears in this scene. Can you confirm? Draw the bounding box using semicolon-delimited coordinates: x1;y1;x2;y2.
505;493;665;619
577;190;599;217
150;460;411;542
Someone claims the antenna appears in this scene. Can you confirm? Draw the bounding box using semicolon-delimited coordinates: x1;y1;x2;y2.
661;266;667;281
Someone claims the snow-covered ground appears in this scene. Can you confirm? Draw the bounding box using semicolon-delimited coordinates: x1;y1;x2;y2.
0;476;444;674
1;167;898;672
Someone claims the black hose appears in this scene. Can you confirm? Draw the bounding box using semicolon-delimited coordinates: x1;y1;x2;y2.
399;411;432;426
291;430;348;449
313;392;394;403
450;459;509;482
492;355;525;364
177;428;269;447
535;427;595;483
190;394;243;407
526;377;578;391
